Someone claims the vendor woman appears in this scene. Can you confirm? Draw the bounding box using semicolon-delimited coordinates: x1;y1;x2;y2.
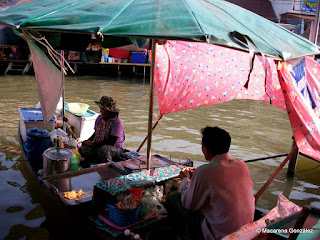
79;96;125;167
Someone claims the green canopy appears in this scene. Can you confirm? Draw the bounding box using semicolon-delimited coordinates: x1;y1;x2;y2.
0;0;319;60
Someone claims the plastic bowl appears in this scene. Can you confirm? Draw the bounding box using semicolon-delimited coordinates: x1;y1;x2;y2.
67;103;89;115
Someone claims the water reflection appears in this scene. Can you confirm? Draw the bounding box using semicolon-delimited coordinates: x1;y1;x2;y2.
0;74;319;239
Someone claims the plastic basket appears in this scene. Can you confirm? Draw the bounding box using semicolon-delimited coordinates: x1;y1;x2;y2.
67;103;89;115
108;204;140;227
131;52;146;63
109;48;131;59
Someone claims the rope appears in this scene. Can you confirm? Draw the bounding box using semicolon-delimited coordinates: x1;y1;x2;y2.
22;30;75;74
231;31;272;104
97;31;104;42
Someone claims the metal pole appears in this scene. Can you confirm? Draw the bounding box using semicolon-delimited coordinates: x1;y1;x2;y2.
146;40;156;170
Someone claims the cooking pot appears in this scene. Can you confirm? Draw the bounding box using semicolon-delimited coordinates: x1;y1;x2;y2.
43;147;73;177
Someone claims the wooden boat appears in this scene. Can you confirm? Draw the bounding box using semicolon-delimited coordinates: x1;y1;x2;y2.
18;106;196;239
18;107;320;240
15;38;320;240
6;1;320;239
15;41;320;240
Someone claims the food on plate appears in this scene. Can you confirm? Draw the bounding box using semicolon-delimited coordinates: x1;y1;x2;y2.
63;189;86;200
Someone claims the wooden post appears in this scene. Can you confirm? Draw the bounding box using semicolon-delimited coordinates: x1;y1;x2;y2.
254;145;298;204
146;40;156;170
287;138;299;177
61;50;66;132
312;1;320;44
288;206;311;240
136;115;163;153
310;21;315;43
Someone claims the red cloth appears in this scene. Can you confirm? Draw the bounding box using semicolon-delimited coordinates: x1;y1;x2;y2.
109;48;130;59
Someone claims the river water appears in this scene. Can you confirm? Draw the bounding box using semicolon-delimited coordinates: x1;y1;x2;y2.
0;74;319;239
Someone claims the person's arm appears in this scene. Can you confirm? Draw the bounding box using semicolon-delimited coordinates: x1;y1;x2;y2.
88;132;95;141
179;167;209;211
109;117;124;145
82;116;99;146
82;132;95;146
92;135;117;147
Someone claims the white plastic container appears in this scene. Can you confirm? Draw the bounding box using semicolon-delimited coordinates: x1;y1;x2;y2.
65;109;99;141
19;108;55;143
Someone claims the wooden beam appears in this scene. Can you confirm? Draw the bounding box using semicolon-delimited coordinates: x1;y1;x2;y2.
146;40;156;170
288;206;311;240
136;115;163;153
287;138;299;176
254;145;298;204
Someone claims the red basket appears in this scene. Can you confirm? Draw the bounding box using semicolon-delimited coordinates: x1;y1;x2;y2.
109;48;131;59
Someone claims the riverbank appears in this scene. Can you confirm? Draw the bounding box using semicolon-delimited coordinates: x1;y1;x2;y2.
0;59;151;79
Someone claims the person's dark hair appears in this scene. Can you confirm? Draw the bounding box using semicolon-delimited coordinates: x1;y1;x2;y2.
201;126;231;155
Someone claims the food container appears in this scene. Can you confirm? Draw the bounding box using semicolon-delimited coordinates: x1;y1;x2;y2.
67;103;89;115
25;127;51;169
65;109;99;141
19;108;55;143
43;148;73;177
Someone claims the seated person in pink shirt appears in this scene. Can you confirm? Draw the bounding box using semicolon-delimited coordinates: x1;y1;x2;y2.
79;96;125;167
167;126;255;240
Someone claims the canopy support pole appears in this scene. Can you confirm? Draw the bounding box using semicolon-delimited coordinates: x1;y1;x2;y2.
136;115;163;153
61;50;66;132
244;153;289;163
288;206;311;240
254;145;298;204
287;138;299;177
146;39;157;170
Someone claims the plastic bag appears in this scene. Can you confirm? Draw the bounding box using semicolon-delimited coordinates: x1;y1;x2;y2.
115;188;143;210
50;128;68;143
139;185;166;218
222;193;302;240
140;197;166;218
143;185;163;201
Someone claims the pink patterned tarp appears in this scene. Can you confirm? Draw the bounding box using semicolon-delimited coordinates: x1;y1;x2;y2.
278;58;320;162
154;40;286;116
154;40;320;162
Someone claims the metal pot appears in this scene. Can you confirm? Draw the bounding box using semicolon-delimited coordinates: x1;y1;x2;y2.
43;147;73;177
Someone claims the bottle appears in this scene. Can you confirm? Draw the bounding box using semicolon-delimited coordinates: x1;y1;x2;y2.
59;137;64;148
70;154;79;171
133;234;142;240
56;137;60;149
123;229;134;239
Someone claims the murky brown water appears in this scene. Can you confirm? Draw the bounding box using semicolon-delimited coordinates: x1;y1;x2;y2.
0;74;319;239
